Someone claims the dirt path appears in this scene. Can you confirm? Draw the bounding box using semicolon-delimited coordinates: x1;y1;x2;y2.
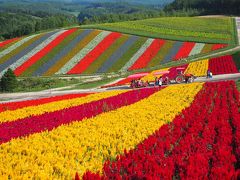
0;73;239;103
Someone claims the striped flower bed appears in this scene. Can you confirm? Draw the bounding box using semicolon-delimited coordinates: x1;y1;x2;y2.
0;38;20;48
0;82;239;179
0;33;46;71
83;34;128;74
84;81;239;179
0;29;229;77
67;32;121;74
173;42;196;60
0;31;63;76
129;39;165;70
0;83;205;179
14;30;75;76
45;30;98;76
120;39;154;72
0;93;92;113
56;31;109;75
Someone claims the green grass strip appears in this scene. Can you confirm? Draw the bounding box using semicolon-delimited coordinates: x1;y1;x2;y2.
21;29;83;77
107;37;146;73
147;40;175;68
200;44;213;54
232;51;240;71
82;17;233;44
0;35;43;65
83;34;129;74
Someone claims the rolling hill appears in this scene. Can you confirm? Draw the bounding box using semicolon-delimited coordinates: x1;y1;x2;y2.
0;28;228;77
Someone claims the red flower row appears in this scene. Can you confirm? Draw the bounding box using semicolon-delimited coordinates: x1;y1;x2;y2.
0;37;19;48
14;28;77;76
83;81;240;179
68;32;121;74
162;64;188;80
212;44;228;51
173;42;195;61
0;93;92;113
0;87;161;145
129;39;165;70
209;55;238;75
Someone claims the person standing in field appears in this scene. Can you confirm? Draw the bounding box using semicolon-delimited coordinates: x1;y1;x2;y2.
158;76;163;87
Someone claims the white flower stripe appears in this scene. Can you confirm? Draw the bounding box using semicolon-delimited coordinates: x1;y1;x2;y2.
56;31;111;75
120;38;154;72
0;35;38;59
0;30;66;76
189;43;205;56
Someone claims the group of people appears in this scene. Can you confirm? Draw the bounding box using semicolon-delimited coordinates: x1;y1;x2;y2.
154;76;165;87
130;79;150;88
207;69;213;78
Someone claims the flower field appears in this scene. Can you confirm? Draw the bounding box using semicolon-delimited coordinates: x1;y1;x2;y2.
0;81;239;179
81;17;235;44
105;54;239;87
0;28;228;77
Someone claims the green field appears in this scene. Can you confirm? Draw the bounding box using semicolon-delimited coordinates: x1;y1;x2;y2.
81;17;235;44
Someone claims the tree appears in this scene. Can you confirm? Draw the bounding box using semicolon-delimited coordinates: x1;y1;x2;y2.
0;69;18;92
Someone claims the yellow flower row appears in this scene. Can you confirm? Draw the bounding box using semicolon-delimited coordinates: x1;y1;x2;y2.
0;83;203;179
0;90;127;124
184;59;209;77
141;68;169;82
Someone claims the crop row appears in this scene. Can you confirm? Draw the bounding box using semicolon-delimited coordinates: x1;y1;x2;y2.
0;83;202;178
0;28;227;76
83;81;240;179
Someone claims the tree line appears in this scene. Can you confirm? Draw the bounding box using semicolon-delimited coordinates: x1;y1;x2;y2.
165;0;240;15
0;13;78;41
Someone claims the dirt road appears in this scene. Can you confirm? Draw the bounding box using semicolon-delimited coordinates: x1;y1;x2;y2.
0;73;239;103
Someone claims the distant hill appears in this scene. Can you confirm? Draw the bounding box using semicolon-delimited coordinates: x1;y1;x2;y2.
165;0;240;15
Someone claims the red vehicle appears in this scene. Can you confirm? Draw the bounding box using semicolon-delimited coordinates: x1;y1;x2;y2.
159;68;195;85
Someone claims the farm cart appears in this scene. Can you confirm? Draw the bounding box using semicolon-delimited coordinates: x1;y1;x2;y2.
165;67;196;84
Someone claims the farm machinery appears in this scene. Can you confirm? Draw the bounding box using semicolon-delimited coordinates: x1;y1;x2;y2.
166;68;196;84
129;68;196;88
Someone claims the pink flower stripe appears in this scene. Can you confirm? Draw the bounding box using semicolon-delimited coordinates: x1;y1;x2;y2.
101;72;149;88
209;55;238;75
14;28;77;76
212;44;228;51
0;87;161;145
68;32;121;75
129;39;165;70
173;42;195;60
83;81;240;179
0;38;20;48
0;93;92;113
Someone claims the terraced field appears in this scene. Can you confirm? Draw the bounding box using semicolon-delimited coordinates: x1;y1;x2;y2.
0;28;227;77
81;17;235;44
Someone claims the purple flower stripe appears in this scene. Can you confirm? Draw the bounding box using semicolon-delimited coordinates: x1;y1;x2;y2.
0;31;57;72
97;36;139;73
161;41;183;64
33;30;93;76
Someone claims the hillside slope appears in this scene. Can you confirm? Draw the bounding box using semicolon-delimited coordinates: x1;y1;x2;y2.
0;28;227;77
81;17;235;44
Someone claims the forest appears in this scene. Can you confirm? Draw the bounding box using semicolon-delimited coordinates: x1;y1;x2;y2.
165;0;240;15
0;0;239;41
